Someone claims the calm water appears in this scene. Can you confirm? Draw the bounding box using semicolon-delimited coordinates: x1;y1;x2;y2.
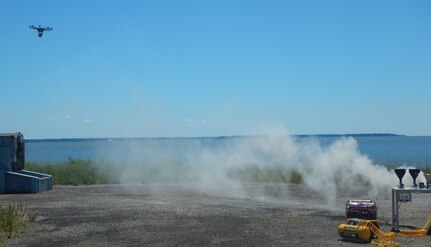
25;136;431;167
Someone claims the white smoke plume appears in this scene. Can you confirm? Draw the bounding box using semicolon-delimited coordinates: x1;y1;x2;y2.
189;131;397;202
98;128;399;203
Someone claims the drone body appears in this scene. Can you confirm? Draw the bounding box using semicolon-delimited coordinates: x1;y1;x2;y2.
29;25;53;37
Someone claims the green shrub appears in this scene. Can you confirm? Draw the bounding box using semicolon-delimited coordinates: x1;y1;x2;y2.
289;169;303;184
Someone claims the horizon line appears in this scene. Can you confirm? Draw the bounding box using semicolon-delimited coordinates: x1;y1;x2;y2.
25;133;408;142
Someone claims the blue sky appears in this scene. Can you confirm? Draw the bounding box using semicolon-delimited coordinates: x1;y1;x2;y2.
1;1;430;138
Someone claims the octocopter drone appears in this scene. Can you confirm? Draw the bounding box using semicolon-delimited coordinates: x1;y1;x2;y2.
29;25;53;37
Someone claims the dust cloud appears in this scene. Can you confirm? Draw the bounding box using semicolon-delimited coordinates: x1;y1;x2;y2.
98;128;400;203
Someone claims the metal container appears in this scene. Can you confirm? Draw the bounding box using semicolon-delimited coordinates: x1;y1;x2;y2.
0;132;52;193
0;132;25;172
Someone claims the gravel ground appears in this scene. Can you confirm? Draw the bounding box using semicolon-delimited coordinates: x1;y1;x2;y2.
1;183;430;247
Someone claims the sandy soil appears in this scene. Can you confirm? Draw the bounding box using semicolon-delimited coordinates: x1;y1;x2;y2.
1;183;430;247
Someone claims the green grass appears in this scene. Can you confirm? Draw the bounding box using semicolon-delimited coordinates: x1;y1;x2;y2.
27;159;305;185
26;158;122;185
0;203;35;244
227;166;302;184
25;158;430;186
422;167;431;174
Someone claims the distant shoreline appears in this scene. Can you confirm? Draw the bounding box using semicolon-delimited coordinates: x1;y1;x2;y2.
25;133;404;143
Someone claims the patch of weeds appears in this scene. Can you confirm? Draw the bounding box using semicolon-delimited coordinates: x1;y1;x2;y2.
0;203;34;244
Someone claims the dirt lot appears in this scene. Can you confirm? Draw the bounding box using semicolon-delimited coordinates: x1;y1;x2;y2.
1;183;430;247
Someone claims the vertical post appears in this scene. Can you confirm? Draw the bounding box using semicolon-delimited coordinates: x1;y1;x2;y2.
391;188;401;230
395;190;399;229
392;188;396;227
